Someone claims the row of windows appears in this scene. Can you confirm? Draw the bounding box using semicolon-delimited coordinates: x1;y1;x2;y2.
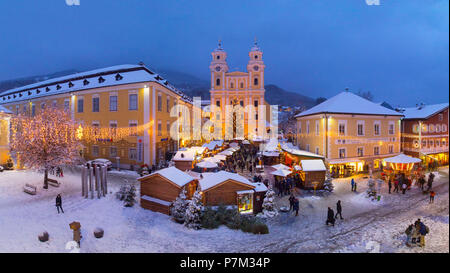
299;120;396;136
412;123;448;134
413;139;448;147
77;94;138;113
216;77;259;87
91;146;138;161
337;145;395;159
215;99;259;108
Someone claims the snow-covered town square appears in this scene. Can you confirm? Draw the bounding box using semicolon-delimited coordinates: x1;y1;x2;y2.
0;0;448;257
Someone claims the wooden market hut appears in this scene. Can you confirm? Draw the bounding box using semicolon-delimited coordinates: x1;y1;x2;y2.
138;166;197;214
281;143;325;166
252;182;268;214
299;160;327;189
199;171;266;214
172;149;197;171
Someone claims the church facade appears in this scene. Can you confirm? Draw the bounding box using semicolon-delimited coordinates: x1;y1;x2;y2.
209;42;271;140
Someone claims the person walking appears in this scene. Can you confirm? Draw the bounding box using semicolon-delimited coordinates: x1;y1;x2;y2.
351;178;355;192
335;200;343;220
388;179;392;194
326;207;335;226
429;191;435;203
56;194;64;214
293;198;300;216
394;179;399;193
415;219;429;247
289;194;295;212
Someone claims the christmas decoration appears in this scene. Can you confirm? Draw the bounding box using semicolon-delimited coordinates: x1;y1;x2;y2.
259;186;278;218
10;107;81;189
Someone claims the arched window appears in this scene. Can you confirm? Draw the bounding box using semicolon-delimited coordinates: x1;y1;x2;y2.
216;78;221;86
254;77;258;86
216;55;220;60
230;82;234;88
240;82;244;88
255;55;258;59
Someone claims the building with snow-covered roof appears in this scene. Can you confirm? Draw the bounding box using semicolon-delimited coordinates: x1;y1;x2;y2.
198;171;266;214
296;91;403;176
0;64;196;169
138;166;198;215
400;103;449;166
0;105;12;165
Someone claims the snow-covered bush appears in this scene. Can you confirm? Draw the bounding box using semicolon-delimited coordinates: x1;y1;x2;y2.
171;188;188;223
323;178;334;192
259;187;278;218
184;190;203;230
124;185;137;207
116;183;136;207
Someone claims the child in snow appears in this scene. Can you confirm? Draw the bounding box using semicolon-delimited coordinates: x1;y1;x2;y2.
405;224;415;247
429;191;435;203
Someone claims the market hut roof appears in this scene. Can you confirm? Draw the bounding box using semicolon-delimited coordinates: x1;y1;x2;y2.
300;160;326;172
199;171;255;192
138;166;195;187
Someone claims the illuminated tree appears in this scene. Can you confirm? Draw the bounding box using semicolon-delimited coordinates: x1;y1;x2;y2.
10;107;81;189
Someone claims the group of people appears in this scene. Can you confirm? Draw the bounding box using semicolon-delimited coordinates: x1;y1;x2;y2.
224;144;259;175
49;166;64;177
405;218;429;247
326;200;344;226
274;176;295;197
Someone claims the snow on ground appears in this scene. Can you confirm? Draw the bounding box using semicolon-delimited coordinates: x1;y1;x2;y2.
0;167;448;253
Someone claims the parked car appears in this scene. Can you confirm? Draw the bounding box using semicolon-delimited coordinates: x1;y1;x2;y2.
87;158;113;170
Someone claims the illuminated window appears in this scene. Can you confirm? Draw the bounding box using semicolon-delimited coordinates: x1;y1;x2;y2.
388;144;394;154
339;148;346;158
357;147;364;157
166;97;170;113
129;121;138;136
158;121;162;136
306;121;310;134
92;122;100;135
357;121;364;136
389;122;395;135
109;121;117;137
338;122;346;136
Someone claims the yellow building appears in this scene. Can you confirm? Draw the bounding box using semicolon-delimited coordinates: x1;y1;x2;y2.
0;105;12;165
209;41;271;140
0;64;193;169
295;92;403;176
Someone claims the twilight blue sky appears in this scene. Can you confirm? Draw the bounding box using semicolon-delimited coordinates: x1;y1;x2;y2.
0;0;448;107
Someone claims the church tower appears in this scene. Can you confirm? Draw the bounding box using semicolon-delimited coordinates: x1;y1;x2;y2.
209;41;229;91
246;40;265;91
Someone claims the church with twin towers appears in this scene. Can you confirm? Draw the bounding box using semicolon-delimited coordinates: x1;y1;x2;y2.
209;40;274;140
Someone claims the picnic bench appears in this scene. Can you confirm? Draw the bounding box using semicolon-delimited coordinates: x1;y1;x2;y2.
47;178;60;187
23;184;37;195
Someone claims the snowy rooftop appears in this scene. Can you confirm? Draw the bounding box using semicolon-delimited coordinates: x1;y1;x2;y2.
300;160;326;172
400;103;449;120
281;143;325;159
252;182;268;192
199;171;255;192
0;64;192;104
383;153;421;164
173;149;197;161
295;92;403;118
138;166;195;187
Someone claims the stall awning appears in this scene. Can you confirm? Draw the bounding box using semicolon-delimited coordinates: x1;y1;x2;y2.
383;153;421;164
236;190;254;195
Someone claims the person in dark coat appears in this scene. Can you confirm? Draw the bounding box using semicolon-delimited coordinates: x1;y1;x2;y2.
335;200;343;220
388;179;392;194
289;194;295;211
351;178;355;192
56;194;64;214
326;207;335;226
293;198;300;216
